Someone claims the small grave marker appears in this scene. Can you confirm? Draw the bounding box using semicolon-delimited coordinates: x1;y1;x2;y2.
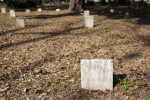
38;8;42;12
16;19;25;28
85;16;94;28
110;9;115;13
10;10;15;18
1;8;6;13
56;9;60;11
26;9;30;13
84;10;90;17
81;59;113;91
125;12;129;18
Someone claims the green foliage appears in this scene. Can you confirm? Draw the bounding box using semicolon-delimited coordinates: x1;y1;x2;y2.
7;0;36;8
119;77;133;91
25;0;36;8
109;0;128;6
86;1;95;6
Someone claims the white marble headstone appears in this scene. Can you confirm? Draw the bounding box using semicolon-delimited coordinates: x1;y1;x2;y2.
125;12;129;18
26;9;30;13
81;59;113;91
16;19;25;28
1;8;6;13
84;10;90;17
10;10;15;18
38;8;42;12
85;16;94;28
110;9;115;13
56;9;60;11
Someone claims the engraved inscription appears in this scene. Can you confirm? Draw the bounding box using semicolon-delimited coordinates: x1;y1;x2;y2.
81;59;113;91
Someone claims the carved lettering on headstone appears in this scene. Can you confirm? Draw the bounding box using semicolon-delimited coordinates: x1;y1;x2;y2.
1;8;6;13
10;10;15;18
81;59;113;91
16;19;25;28
85;16;94;28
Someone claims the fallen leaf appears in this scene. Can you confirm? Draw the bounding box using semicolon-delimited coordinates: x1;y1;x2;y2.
137;81;148;87
0;86;10;92
132;96;136;100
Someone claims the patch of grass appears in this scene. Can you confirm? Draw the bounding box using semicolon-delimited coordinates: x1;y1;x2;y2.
119;77;133;91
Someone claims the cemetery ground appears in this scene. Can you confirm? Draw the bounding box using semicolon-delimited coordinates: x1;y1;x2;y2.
0;5;150;99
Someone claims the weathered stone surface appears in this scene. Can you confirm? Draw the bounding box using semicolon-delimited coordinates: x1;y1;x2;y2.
125;12;129;18
10;10;15;18
110;9;115;13
85;16;94;28
26;9;30;13
38;8;42;12
84;10;90;17
81;59;113;91
16;19;25;28
56;9;60;11
1;8;6;13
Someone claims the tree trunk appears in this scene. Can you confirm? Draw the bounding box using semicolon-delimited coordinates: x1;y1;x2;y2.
69;0;84;11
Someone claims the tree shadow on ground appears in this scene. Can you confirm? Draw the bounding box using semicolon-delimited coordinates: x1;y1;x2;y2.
123;52;142;60
137;35;150;46
88;5;150;25
0;56;52;82
0;26;85;50
13;5;69;12
25;12;81;19
0;24;44;36
113;74;127;87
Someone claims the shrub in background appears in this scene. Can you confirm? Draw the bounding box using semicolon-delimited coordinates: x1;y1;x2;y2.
86;1;95;6
7;0;36;8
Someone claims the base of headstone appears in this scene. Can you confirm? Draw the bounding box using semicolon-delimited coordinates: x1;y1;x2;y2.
85;16;94;28
26;9;30;13
56;9;60;11
81;59;113;91
38;8;42;12
16;19;25;28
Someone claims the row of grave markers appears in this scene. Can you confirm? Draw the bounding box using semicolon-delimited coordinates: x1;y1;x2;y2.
1;8;61;28
1;8;61;14
83;11;113;90
1;7;129;28
1;8;93;28
1;7;116;91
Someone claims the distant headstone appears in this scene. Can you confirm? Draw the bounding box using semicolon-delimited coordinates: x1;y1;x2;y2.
26;9;30;13
16;19;25;28
84;10;90;17
10;10;15;18
110;9;115;13
38;8;42;12
85;16;94;28
1;8;6;13
81;59;113;91
125;12;129;18
56;9;60;12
